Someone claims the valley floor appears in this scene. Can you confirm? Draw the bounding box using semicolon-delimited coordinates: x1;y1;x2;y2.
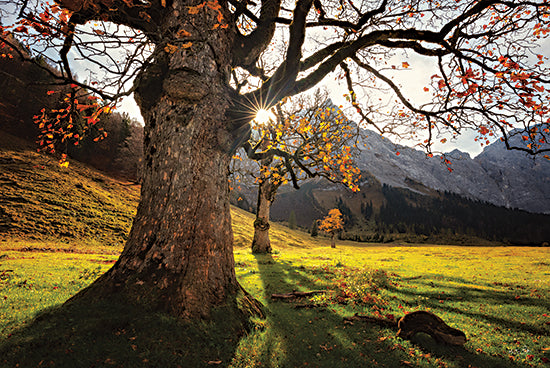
1;236;549;368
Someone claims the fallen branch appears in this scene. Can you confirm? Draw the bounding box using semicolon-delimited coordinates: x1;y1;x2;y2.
271;290;326;300
294;303;328;309
343;314;396;328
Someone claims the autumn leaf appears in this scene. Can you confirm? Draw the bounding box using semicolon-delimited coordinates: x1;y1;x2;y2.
402;62;410;68
164;43;178;54
479;126;490;135
176;29;191;38
188;3;205;14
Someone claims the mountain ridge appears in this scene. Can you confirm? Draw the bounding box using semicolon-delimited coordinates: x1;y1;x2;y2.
354;128;550;214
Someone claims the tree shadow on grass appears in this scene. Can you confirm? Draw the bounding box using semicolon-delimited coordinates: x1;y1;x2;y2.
0;294;247;368
247;254;529;368
384;275;549;366
245;253;406;368
395;276;550;336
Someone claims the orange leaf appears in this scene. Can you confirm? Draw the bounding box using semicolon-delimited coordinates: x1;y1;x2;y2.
188;4;204;14
402;62;410;68
177;29;191;38
164;43;178;54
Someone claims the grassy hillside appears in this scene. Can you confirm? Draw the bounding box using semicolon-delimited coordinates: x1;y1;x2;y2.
0;130;338;250
1;131;550;367
0;132;139;245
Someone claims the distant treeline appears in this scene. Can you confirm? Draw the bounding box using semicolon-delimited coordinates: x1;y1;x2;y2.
0;35;143;181
339;184;550;245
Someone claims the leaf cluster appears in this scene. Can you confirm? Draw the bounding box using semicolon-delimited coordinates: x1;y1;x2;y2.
243;89;361;192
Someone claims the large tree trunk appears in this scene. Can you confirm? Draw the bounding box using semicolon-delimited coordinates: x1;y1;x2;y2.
252;179;273;254
68;0;262;323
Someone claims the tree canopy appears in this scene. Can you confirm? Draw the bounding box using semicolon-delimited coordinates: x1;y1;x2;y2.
1;0;549;156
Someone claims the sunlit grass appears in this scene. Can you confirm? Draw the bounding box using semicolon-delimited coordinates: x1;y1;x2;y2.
1;235;549;367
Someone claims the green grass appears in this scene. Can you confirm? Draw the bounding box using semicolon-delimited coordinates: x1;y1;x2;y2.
1;131;549;367
1;236;549;367
0;132;139;245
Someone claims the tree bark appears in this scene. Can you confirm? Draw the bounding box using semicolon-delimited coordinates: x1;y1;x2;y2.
252;179;273;254
331;234;336;248
68;0;263;324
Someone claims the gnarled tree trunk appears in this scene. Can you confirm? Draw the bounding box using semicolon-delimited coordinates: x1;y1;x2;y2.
69;1;262;323
252;179;273;253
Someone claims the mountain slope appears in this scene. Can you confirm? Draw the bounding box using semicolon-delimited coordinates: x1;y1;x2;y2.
354;130;550;214
0;131;140;244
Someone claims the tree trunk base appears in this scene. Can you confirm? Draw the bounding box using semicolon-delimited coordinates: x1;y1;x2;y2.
66;272;265;333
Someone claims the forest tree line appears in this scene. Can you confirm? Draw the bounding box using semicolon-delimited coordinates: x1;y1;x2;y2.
336;184;550;245
0;36;143;182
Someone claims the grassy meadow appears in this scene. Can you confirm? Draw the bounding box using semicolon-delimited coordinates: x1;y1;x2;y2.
1;132;549;367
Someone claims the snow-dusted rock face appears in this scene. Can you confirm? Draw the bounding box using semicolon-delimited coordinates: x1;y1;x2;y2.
355;130;550;214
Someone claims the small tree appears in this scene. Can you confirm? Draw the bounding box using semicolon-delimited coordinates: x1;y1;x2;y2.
310;220;319;237
288;210;297;230
319;209;344;248
243;90;361;253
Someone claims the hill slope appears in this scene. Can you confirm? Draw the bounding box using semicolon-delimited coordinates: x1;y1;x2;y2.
0;132;139;245
0;130;332;250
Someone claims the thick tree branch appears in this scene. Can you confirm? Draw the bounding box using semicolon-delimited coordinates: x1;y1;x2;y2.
55;0;161;37
378;40;448;57
232;0;283;68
